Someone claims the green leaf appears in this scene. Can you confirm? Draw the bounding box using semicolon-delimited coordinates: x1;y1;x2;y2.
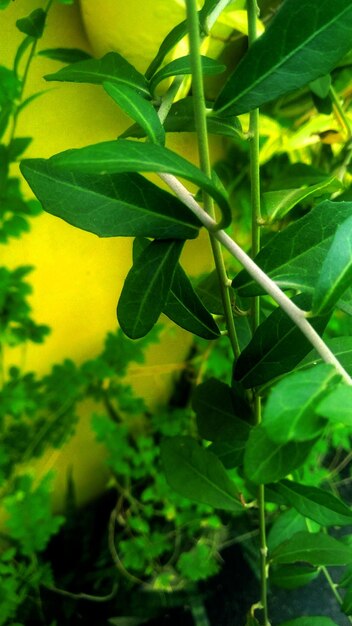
262;364;338;443
270;531;352;566
48;139;232;229
38;47;92;63
0;0;11;8
145;20;188;80
342;587;352;615
104;82;165;145
193;378;252;468
214;0;352;115
233;201;352;297
161;436;242;512
270;479;352;527
133;237;220;339
117;239;183;339
313;215;352;314
45;52;150;97
8;137;32;161
121;98;242;139
233;294;330;388
20;159;201;240
317;382;352;425
262;177;342;224
176;542;220;582
310;75;331;99
244;425;314;485
16;8;46;39
149;55;225;94
295;337;352;378
270;564;319;590
13;36;34;77
278;617;339;626
267;509;317;552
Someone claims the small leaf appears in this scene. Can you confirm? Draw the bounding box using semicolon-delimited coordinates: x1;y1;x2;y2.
313;215;352;314
310;75;331;99
45;52;150;97
8;137;32;161
317;382;352;425
233;294;330;388
20;159;201;240
244;425;313;485
214;0;352;115
262;364;339;443
117;239;183;339
278;617;339;626
233;201;352;297
270;479;352;527
342;587;352;615
145;20;187;80
48;139;232;229
149;55;225;94
104;81;165;145
270;564;319;590
161;436;242;512
38;47;92;63
271;531;352;566
16;8;46;39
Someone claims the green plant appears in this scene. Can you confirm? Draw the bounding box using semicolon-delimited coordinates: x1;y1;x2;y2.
3;0;352;625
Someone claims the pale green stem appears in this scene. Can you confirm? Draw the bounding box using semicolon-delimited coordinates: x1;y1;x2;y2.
329;85;352;140
184;0;240;359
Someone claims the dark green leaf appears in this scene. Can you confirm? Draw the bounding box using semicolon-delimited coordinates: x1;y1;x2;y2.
233;201;352;297
262;177;342;224
161;436;242;512
214;0;352;115
38;47;92;63
262;364;338;443
145;20;187;80
244;426;313;485
149;55;225;94
297;337;352;377
117;239;183;339
278;617;339;626
104;82;165;145
13;36;34;77
45;52;150;97
313;215;352;314
267;509;313;552
121;98;242;139
0;0;11;8
16;8;46;39
342;587;352;615
310;75;331;99
195;270;224;315
8;137;32;161
270;479;352;527
133;238;220;339
270;564;319;590
317;382;352;425
233;295;330;388
20;159;201;240
48;139;232;229
270;531;352;566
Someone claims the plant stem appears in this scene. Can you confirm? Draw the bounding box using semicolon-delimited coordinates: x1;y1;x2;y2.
321;567;352;624
185;0;240;359
158;172;352;386
329;85;352;141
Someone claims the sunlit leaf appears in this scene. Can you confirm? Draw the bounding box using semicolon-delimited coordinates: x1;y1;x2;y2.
316;382;352;425
149;55;225;93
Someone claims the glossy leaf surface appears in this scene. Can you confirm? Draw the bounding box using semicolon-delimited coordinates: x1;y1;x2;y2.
214;0;352;115
117;239;183;339
20;159;201;240
271;531;352;566
262;364;338;443
270;479;352;527
48;139;231;229
161;436;242;512
103;81;165;145
233;201;352;298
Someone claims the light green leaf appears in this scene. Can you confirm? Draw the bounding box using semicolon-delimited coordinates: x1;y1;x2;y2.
117;239;183;339
316;382;352;425
233;201;352;298
104;82;165;145
214;0;352;115
270;531;352;566
133;238;220;339
161;436;242;512
262;364;338;443
270;479;352;527
45;52;150;97
149;55;225;93
20;159;201;240
278;617;339;626
270;564;319;590
313;215;352;314
267;509;317;552
48;139;232;229
244;425;313;485
233;294;330;388
310;75;331;99
262;177;342;224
